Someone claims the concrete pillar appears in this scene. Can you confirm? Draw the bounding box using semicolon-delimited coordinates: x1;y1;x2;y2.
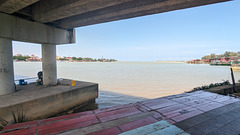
42;44;57;85
0;37;15;95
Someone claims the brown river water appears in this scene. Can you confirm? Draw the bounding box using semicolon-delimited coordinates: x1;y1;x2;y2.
14;61;240;109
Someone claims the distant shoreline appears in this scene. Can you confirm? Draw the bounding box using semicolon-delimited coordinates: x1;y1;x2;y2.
14;61;117;63
14;61;186;63
156;61;185;63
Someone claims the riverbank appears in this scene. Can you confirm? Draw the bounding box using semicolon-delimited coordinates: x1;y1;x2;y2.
155;61;185;63
13;61;118;63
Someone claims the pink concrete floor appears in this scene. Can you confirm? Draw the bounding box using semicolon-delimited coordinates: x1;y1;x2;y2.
1;91;239;135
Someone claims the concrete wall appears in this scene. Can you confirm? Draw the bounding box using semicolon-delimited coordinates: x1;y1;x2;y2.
0;12;75;45
0;80;98;123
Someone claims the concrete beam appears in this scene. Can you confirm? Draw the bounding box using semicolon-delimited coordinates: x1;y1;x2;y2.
0;0;39;14
56;0;231;29
33;0;132;23
0;12;75;45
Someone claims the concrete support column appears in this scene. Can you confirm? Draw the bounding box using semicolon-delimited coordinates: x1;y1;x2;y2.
42;44;57;85
0;37;15;95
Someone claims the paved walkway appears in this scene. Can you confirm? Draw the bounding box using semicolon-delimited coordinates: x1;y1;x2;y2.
1;91;240;135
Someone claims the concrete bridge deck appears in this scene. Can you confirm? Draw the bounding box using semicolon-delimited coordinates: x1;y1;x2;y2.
1;91;240;135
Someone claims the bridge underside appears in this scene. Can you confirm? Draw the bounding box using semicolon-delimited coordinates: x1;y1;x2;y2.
0;0;232;30
0;0;232;95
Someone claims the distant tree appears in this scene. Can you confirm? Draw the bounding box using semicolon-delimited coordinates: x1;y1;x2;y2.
83;58;93;62
59;57;67;60
77;57;82;60
230;52;238;56
210;53;216;59
223;51;237;57
72;57;77;60
13;55;30;61
202;51;240;60
224;51;231;57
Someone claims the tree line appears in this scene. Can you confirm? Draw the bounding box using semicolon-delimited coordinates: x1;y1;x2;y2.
202;51;240;59
13;54;117;62
59;57;117;62
13;55;30;61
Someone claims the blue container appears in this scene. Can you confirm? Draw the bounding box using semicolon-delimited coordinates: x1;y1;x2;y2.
19;79;25;85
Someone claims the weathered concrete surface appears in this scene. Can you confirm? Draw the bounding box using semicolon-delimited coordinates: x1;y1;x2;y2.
0;37;15;95
0;0;39;14
33;0;131;23
0;79;98;123
0;0;232;29
42;44;57;85
55;0;232;29
0;12;75;44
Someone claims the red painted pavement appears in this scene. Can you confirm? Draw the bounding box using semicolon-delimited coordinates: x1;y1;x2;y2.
1;91;239;135
119;117;158;132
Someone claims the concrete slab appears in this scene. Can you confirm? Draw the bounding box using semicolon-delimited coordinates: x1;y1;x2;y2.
119;120;189;135
0;79;98;122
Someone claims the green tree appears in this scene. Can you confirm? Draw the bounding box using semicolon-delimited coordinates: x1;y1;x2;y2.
210;53;216;59
224;51;231;57
223;51;238;57
72;57;77;60
83;58;93;62
77;57;82;60
13;55;30;61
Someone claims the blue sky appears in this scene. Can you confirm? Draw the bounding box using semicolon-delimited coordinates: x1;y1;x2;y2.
13;1;240;61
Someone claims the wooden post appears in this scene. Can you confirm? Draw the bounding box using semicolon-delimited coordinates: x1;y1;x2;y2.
230;67;236;93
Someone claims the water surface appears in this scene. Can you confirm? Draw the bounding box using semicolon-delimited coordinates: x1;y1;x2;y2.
14;62;240;108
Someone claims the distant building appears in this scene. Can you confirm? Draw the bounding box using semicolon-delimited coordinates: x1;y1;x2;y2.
211;57;231;64
230;56;240;64
26;54;41;62
65;57;73;61
201;59;211;64
187;59;201;64
188;56;240;65
16;53;22;56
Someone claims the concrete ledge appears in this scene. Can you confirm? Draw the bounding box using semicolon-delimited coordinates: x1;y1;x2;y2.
0;79;98;122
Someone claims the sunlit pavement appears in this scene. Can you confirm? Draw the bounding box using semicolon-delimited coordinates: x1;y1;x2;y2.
1;91;240;135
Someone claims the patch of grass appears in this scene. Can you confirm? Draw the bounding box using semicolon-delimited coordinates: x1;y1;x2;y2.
0;110;31;131
12;110;29;124
0;118;8;131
